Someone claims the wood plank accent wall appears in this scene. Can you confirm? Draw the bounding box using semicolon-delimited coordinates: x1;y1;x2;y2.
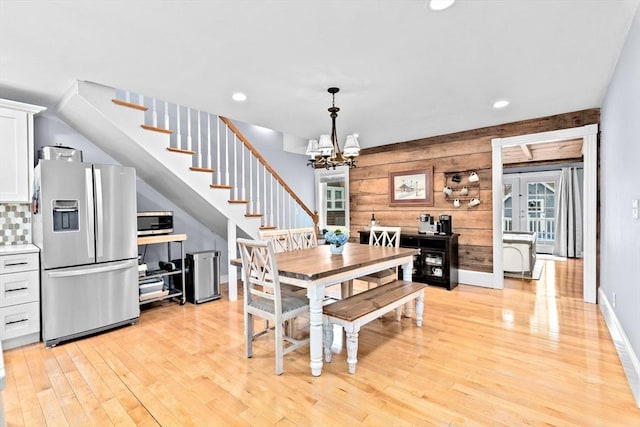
349;108;599;274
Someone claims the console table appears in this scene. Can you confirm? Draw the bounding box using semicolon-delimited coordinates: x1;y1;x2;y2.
359;231;459;290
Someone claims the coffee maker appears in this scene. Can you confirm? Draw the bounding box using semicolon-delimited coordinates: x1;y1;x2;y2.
439;214;453;235
418;213;431;234
418;214;435;234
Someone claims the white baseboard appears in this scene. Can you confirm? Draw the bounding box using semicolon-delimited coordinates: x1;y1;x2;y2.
457;269;498;288
599;288;640;407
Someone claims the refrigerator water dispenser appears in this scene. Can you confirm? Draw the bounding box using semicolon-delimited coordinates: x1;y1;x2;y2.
52;200;79;232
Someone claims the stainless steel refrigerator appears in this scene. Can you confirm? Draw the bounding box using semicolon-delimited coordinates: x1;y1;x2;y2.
33;160;139;347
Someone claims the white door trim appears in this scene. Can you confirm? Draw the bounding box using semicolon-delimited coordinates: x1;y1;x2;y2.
491;124;598;303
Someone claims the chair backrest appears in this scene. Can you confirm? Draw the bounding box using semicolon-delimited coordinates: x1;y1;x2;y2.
369;226;401;248
237;238;282;312
258;229;293;253
289;227;318;250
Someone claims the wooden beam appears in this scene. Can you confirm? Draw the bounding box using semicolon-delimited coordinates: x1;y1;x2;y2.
520;144;533;160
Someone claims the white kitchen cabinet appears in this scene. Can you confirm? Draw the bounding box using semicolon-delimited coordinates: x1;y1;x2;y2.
0;99;46;202
0;245;40;349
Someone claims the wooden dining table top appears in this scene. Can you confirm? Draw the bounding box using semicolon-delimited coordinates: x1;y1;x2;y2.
231;243;418;281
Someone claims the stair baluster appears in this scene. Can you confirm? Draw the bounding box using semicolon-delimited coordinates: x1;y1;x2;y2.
276;178;281;228
196;110;202;168
164;101;170;131
232;133;238;200
152;99;158;127
206;114;212;171
216;118;222;185
241;142;246;202
175;105;182;150
224;124;230;187
186;109;192;152
270;174;275;227
246;146;252;213
252;157;262;214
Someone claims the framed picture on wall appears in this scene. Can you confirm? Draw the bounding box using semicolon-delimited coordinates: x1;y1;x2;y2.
389;167;434;206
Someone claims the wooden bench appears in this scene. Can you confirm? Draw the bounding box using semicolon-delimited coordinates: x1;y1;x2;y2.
322;280;427;374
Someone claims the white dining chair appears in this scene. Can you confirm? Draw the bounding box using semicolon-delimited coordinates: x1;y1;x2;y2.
258;229;293;253
237;238;310;375
289;227;318;250
358;226;402;289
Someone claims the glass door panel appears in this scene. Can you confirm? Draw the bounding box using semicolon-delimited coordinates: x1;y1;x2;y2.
526;180;556;242
502;180;515;232
503;171;559;254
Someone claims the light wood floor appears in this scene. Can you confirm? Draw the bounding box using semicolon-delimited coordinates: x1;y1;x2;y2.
2;258;639;426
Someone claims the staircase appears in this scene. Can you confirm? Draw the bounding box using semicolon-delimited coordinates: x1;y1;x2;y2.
56;81;316;300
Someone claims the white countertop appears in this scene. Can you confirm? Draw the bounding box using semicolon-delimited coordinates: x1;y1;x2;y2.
0;244;40;256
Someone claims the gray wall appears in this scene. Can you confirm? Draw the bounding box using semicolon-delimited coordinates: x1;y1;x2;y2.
600;6;640;361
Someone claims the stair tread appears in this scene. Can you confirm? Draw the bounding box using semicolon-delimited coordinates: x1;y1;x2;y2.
260;226;278;230
228;199;249;204
210;184;233;189
167;146;196;155
141;124;173;134
190;166;214;173
245;213;263;217
112;99;148;111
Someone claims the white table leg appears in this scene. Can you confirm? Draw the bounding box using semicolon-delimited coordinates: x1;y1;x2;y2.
415;291;424;327
402;259;414;317
307;284;325;376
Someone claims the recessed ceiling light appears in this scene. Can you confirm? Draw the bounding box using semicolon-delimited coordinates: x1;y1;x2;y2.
429;0;455;11
493;100;510;109
232;92;247;102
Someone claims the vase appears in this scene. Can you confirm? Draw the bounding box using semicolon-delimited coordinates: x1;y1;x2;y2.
329;244;344;255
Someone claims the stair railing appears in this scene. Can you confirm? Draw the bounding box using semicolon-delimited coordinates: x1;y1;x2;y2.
114;89;318;231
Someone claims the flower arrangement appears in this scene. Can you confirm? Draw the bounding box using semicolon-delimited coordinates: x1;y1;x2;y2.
323;229;349;247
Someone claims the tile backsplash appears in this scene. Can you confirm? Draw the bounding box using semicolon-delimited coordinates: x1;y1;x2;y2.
0;203;31;245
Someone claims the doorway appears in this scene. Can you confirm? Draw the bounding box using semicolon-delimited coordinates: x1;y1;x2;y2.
315;166;350;232
492;124;598;304
503;171;561;254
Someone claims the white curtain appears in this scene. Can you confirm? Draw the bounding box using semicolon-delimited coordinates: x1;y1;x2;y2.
553;167;583;258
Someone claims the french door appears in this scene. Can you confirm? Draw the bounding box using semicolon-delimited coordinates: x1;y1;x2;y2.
503;171;560;254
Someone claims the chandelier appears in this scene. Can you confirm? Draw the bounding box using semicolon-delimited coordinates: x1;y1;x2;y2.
306;87;361;169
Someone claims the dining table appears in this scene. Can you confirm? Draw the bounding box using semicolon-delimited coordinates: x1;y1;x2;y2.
232;242;418;376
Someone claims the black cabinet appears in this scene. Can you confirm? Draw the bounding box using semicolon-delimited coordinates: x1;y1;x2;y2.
359;231;459;290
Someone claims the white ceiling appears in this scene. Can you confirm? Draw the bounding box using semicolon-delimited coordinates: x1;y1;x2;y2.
1;0;638;150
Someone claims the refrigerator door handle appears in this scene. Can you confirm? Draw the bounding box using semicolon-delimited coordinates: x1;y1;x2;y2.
95;168;104;258
47;260;135;278
85;168;95;259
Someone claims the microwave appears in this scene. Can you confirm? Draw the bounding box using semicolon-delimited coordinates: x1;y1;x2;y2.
137;211;174;236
